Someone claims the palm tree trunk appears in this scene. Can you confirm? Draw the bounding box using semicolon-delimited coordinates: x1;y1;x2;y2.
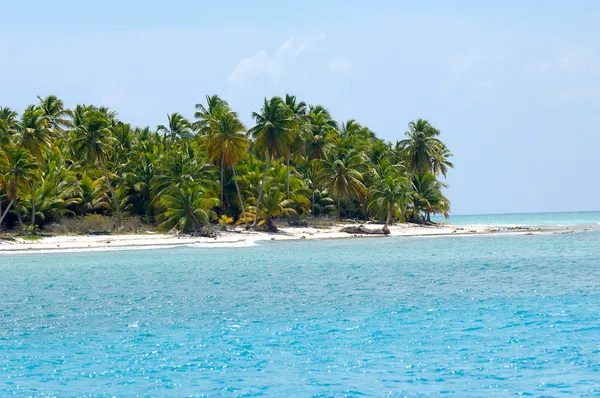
190;211;203;233
252;154;271;227
383;202;392;234
232;166;248;227
31;180;36;228
312;190;316;217
286;153;291;200
220;151;225;213
15;208;23;227
337;198;341;219
100;157;121;227
0;200;14;227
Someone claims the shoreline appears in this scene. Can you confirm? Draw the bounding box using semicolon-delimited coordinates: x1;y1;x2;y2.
0;223;592;254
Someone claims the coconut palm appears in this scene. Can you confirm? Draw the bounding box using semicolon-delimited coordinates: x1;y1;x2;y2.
368;173;410;233
0;147;37;227
77;173;110;215
18;105;54;227
194;95;229;135
71;109;121;226
248;96;295;227
431;146;454;178
0;107;19;147
397;119;446;176
284;94;308;199
37;95;72;135
320;152;368;217
247;188;296;231
157;183;218;233
410;173;450;222
24;148;81;224
151;146;216;204
311;189;336;216
201;107;250;223
157;113;193;142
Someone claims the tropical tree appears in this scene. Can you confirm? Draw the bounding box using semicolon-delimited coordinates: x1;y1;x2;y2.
368;173;410;233
71;109;122;226
397;119;446;176
284;94;308;199
158;113;193;143
77;173;110;215
0;107;19;146
194;95;228;135
410;173;450;222
320;151;368;217
0;147;37;227
18;105;54;227
23;148;81;224
248;97;295;227
200;106;250;223
248;188;296;231
37;95;71;135
156;184;218;233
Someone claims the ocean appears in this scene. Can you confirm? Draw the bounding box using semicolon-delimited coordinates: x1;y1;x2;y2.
432;210;600;227
1;213;600;396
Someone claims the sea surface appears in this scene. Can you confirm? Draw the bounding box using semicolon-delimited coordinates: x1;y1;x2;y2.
1;222;600;395
432;210;600;227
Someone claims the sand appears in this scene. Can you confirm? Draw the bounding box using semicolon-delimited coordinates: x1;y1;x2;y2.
0;223;558;254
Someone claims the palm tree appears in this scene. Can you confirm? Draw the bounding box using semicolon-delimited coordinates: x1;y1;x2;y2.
248;97;295;227
0;107;19;147
201;107;250;223
431;146;454;178
368;173;410;233
249;188;296;231
320;152;368;217
71;109;122;226
77;173;110;215
26;147;81;224
284;94;307;199
19;105;53;160
411;173;450;222
194;95;228;135
18;105;55;227
0;147;37;227
397;119;446;176
37;95;72;135
157;113;193;143
157;184;218;233
151;146;216;204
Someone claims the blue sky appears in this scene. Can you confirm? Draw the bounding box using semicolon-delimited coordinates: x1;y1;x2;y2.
1;1;599;215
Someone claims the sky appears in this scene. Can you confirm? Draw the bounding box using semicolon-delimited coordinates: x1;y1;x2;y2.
1;0;599;215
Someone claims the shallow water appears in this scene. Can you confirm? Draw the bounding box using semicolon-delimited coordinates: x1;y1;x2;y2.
433;210;600;227
1;231;600;396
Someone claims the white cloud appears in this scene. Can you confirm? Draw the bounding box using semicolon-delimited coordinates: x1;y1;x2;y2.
329;59;351;74
228;33;326;84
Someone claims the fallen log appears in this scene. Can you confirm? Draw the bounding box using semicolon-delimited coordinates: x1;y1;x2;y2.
340;225;389;235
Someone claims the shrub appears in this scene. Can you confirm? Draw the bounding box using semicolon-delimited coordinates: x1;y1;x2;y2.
44;215;153;234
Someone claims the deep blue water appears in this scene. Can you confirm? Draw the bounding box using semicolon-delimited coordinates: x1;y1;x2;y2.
1;231;600;396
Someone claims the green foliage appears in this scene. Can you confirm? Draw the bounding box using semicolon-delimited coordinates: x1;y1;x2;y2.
0;94;454;232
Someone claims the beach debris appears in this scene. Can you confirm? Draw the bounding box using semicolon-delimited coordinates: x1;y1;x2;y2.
340;225;388;235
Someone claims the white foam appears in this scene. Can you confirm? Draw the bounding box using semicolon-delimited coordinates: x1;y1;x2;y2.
184;240;260;249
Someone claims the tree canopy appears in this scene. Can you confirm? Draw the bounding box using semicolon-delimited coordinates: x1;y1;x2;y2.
0;94;453;232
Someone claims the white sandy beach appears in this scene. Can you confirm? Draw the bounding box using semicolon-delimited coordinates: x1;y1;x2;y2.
0;223;559;253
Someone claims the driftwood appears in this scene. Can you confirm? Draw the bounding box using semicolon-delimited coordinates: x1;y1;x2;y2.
340;225;389;235
190;228;220;238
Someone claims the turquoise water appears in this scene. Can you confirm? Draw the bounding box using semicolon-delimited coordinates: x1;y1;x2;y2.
433;211;600;227
2;231;600;396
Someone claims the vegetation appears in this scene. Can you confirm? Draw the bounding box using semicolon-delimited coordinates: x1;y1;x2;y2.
0;95;453;233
